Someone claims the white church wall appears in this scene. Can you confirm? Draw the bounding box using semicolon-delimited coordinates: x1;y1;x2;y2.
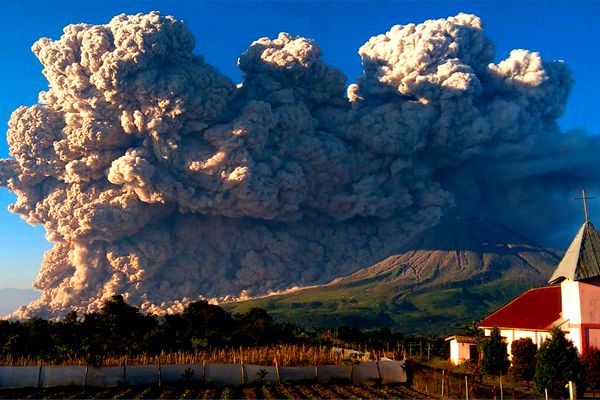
511;329;551;350
500;329;515;358
567;327;583;353
537;331;551;345
560;279;600;354
586;328;600;349
579;280;600;324
562;280;583;324
481;329;553;360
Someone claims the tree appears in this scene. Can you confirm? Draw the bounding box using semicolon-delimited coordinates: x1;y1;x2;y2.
582;347;600;393
182;300;233;347
463;320;485;363
79;294;158;358
534;327;585;398
482;326;509;376
234;308;276;346
510;337;537;386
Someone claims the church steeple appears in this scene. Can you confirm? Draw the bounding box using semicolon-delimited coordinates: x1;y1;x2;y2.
548;190;600;284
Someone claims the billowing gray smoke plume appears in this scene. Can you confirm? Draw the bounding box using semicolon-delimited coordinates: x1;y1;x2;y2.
2;12;599;317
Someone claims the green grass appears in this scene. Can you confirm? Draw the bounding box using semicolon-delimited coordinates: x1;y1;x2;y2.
224;277;536;335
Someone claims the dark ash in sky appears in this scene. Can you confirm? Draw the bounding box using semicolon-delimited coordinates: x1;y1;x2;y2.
1;12;598;317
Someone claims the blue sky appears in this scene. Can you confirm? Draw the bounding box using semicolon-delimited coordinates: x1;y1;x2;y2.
0;0;599;289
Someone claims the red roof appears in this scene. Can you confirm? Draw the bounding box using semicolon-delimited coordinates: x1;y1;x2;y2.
478;286;562;330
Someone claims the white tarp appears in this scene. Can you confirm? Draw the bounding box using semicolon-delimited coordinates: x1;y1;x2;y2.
378;360;407;384
243;365;278;384
86;366;124;387
125;365;158;385
352;361;379;384
279;366;315;383
204;363;242;385
317;365;352;383
160;364;202;383
40;366;85;387
0;360;403;388
0;366;39;388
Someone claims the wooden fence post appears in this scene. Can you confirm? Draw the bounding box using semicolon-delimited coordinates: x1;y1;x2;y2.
157;360;162;387
241;362;245;385
123;356;127;385
569;381;576;400
275;358;281;384
83;364;89;388
37;361;42;388
441;369;445;398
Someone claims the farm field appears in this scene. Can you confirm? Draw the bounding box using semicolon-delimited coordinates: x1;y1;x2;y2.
0;382;426;399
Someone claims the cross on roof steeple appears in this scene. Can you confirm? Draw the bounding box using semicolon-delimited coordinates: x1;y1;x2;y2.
548;190;600;284
576;189;595;222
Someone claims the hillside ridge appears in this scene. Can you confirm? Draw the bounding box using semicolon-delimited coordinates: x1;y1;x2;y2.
226;216;561;335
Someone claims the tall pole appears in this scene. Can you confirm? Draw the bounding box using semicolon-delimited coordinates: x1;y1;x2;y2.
441;369;445;398
576;189;595;222
583;189;589;222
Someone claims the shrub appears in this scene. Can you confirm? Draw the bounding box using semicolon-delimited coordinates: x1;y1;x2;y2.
510;337;537;385
534;327;585;398
582;347;600;392
482;326;509;377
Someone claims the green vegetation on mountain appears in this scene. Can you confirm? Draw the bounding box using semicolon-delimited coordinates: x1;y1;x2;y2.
225;217;561;335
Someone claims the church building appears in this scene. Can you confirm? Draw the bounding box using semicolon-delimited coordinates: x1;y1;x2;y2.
448;193;600;364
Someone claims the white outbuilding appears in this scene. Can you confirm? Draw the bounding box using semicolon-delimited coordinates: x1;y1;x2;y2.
445;335;478;365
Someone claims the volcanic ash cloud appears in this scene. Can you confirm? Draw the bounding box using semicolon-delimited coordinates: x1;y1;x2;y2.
1;12;596;317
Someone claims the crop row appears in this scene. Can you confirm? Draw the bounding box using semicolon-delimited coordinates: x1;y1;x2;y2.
0;382;426;399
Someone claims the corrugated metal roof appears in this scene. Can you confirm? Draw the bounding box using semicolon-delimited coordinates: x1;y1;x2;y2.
548;221;600;284
445;335;476;344
477;286;562;330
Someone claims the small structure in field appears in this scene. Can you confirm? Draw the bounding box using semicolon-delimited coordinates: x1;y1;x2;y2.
445;335;478;365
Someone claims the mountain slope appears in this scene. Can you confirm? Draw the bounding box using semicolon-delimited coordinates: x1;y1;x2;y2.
225;216;561;335
0;288;40;317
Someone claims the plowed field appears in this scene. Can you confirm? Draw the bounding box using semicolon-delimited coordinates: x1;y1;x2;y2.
0;383;427;399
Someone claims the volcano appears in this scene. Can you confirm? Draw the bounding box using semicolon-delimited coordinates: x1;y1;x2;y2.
226;216;561;335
